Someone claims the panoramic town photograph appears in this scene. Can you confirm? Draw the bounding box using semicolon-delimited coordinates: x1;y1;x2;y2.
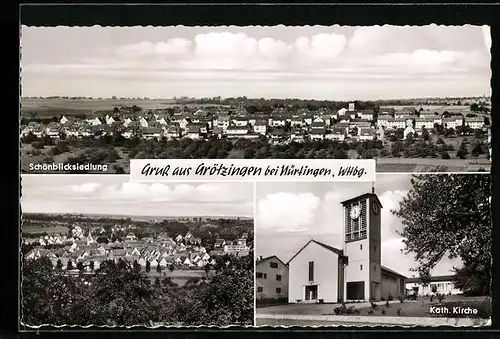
254;174;491;326
20;175;254;327
20;25;491;173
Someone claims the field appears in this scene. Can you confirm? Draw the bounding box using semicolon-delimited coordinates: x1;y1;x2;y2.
23;226;70;234
375;158;490;172
146;269;209;287
20;98;229;117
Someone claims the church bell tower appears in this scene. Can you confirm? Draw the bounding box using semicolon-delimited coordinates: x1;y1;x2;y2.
341;187;383;302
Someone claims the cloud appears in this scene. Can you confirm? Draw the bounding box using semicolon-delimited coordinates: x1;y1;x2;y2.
257;192;321;232
482;25;491;51
295;33;347;59
66;183;102;194
116;39;192;58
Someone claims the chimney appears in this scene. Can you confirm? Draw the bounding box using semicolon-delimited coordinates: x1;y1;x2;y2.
259;256;263;260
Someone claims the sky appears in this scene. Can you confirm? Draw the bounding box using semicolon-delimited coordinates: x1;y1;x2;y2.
255;174;465;278
21;175;254;218
21;25;491;100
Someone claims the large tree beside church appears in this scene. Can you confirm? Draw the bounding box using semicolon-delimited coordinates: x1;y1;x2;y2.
392;174;491;296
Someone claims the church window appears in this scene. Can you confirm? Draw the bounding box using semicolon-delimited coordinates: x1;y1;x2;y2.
270;262;278;268
308;261;314;281
257;287;263;292
360;264;363;271
360;244;363;250
276;288;282;294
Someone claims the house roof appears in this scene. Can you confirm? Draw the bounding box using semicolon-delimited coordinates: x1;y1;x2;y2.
256;255;288;267
341;193;383;209
287;239;344;265
406;275;455;284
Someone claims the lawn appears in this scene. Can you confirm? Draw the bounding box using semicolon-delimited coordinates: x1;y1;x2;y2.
257;296;491;319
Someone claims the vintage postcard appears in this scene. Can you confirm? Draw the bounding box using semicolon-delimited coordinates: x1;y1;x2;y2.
20;25;491;174
20;175;254;328
254;174;491;327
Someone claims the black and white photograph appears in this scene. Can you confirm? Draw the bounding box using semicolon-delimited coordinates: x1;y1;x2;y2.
20;175;254;328
20;25;491;174
254;174;491;326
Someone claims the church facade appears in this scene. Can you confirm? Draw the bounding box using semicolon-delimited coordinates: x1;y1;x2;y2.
287;192;406;303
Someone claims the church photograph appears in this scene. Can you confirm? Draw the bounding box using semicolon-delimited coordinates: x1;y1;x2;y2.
255;173;491;327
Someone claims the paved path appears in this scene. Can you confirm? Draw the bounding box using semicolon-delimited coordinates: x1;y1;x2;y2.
255;314;490;327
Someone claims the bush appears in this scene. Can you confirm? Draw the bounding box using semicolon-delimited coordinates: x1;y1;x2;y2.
388;295;394;301
398;295;405;303
436;293;445;303
32;141;45;149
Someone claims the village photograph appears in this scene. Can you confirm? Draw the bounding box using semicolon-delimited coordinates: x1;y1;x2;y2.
254;174;491;326
20;25;491;174
20;175;254;327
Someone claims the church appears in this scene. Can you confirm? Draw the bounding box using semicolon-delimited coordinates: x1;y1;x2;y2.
287;191;407;303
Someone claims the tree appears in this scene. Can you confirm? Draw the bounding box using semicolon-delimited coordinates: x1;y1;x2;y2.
89;261;95;271
392;174;491;296
156;264;162;273
76;262;85;271
133;260;141;272
55;259;63;270
67;260;74;270
21;257;77;326
169;263;175;272
145;261;151;273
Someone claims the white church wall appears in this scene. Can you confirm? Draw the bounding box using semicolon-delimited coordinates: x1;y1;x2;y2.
288;242;339;303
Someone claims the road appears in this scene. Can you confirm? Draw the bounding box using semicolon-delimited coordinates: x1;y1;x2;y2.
256;319;401;326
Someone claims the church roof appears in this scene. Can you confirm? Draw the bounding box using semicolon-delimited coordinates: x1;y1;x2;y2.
381;265;407;279
287;239;344;265
341;193;383;208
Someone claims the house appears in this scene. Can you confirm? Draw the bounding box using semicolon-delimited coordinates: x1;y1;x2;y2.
287;193;406;303
358;128;376;141
358;111;374;121
376;115;392;128
464;116;485;129
214;239;226;249
338;108;348;116
212;127;224;139
142;127;163;140
290;128;305;143
166;125;182;139
138;117;149;128
256;255;289;300
415;118;435;130
215;114;231;130
270;116;287;127
226;126;249;138
443;116;463;130
232;117;249;127
403;125;416;139
325;128;346;141
185;126;201;140
59;115;69;125
179;117;192;131
291;116;304;127
309;127;325;141
405;275;462;296
303;115;314;126
253;120;268;135
270;128;285;141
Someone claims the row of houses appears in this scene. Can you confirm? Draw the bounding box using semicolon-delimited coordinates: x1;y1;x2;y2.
25;225;250;271
21;104;488;143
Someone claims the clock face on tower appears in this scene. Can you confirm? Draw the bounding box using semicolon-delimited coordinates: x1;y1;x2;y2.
350;205;361;220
